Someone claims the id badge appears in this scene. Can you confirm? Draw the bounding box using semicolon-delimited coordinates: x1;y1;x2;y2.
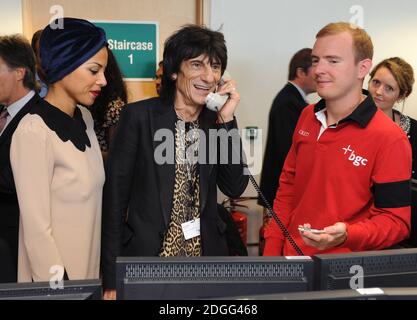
181;218;201;240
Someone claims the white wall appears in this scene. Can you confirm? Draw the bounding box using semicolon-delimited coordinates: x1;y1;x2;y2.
211;0;417;183
0;0;23;35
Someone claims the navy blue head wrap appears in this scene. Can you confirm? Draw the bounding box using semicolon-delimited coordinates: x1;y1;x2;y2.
40;17;107;84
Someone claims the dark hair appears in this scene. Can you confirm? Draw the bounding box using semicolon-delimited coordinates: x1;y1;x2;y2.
31;29;43;55
370;57;414;100
288;48;312;81
90;48;127;125
0;34;36;90
160;24;227;103
31;29;47;83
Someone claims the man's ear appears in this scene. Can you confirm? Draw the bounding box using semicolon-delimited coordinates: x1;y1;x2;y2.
15;67;26;82
171;73;177;80
296;67;306;79
358;59;372;79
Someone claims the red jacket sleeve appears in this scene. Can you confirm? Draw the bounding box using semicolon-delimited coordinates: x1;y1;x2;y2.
344;135;412;250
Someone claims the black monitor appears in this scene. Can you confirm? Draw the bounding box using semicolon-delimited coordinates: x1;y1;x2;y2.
314;248;417;290
0;279;102;300
218;287;417;300
116;256;314;300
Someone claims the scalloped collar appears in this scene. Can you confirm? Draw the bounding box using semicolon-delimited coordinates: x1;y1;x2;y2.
29;100;91;152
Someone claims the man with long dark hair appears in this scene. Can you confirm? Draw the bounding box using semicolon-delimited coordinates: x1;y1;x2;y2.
101;25;248;299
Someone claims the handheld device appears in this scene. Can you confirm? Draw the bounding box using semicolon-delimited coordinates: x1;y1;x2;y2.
298;226;326;234
205;91;229;112
205;72;231;112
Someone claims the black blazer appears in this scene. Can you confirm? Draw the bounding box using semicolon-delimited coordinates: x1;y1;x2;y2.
258;83;308;207
101;97;249;289
0;94;39;283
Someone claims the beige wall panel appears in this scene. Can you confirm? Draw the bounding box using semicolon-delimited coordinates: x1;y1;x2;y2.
22;0;197;102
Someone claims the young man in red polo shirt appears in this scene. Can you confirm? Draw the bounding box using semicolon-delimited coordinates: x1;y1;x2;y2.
263;22;412;256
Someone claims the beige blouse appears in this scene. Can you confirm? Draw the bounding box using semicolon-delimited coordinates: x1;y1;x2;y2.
10;103;104;282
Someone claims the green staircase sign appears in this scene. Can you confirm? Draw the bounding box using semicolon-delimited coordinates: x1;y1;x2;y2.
93;21;158;81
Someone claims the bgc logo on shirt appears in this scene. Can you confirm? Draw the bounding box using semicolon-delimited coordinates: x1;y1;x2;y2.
342;145;368;167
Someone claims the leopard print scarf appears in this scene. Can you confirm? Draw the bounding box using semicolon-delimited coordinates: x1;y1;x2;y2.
159;118;202;256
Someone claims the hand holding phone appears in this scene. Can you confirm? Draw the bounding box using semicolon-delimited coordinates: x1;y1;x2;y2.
205;76;229;112
205;91;229;112
298;225;326;234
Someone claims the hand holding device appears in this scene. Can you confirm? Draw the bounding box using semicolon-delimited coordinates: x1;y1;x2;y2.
298;225;326;234
298;222;347;251
205;90;229;112
205;74;230;112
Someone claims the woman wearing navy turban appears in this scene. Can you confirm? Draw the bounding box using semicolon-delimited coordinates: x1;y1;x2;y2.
10;18;107;282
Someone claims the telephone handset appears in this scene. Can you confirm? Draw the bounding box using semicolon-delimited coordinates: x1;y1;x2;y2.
205;73;230;112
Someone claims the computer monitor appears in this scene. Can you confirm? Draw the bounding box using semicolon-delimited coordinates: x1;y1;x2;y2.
314;248;417;290
116;256;314;300
0;279;102;300
218;287;417;300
